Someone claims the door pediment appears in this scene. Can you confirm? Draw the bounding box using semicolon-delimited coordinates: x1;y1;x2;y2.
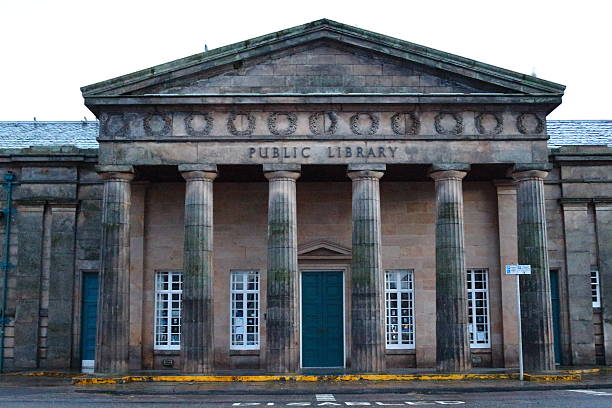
298;240;351;260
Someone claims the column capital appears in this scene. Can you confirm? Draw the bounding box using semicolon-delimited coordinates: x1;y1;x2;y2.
179;164;218;182
178;164;218;173
264;164;300;181
511;170;549;181
96;165;134;181
428;163;469;181
511;163;552;181
347;163;385;180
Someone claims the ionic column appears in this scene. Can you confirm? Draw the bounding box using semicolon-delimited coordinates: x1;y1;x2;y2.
264;164;300;373
348;164;385;373
512;166;555;371
95;165;134;373
179;164;217;373
429;164;471;372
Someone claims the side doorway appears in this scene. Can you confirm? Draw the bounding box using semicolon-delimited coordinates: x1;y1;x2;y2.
301;270;344;368
80;272;99;373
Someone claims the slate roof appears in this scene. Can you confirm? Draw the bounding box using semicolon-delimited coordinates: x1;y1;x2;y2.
547;120;612;147
0;120;610;150
0;121;99;149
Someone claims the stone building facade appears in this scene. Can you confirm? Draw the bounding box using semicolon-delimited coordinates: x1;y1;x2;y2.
0;20;610;374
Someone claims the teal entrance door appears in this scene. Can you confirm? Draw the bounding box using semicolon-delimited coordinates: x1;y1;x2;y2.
81;272;99;363
301;271;344;368
550;269;562;365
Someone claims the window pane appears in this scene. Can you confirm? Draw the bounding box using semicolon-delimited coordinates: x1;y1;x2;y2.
384;270;415;349
155;271;182;350
231;270;260;350
466;269;490;347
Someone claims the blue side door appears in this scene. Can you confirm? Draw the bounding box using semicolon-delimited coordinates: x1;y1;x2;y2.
81;272;99;361
549;269;562;365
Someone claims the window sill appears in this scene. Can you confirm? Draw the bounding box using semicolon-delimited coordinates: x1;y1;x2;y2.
229;349;260;356
154;349;180;356
470;348;491;352
385;348;416;355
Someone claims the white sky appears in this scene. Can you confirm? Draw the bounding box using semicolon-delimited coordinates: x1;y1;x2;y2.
1;0;610;121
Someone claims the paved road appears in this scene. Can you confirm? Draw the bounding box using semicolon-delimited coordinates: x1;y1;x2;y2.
1;386;612;407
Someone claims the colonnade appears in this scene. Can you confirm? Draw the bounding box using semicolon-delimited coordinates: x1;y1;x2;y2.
94;163;555;373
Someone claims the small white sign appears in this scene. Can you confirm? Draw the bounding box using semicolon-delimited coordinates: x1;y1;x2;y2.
505;265;532;275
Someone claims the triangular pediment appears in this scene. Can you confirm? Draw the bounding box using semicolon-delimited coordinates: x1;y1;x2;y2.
127;41;507;96
82;19;565;98
298;240;351;259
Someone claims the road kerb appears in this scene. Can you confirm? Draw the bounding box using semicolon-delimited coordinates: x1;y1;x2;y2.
71;372;585;385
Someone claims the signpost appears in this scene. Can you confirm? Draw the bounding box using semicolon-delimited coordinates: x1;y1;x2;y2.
505;264;532;381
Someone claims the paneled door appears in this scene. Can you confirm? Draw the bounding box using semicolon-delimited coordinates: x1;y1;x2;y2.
80;272;99;372
301;271;344;368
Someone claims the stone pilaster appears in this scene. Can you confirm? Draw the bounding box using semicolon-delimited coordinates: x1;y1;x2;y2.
494;181;520;368
429;165;471;372
46;203;78;368
594;201;612;365
13;202;45;369
348;163;385;373
512;167;555;371
561;201;596;365
95;165;134;373
264;164;300;373
179;164;217;373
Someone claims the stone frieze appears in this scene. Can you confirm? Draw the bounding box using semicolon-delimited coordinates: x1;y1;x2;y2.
98;110;546;140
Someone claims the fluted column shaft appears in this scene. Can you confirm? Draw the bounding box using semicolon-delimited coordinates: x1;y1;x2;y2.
96;168;134;373
180;165;217;373
265;167;300;373
513;169;555;371
348;166;385;373
430;169;471;372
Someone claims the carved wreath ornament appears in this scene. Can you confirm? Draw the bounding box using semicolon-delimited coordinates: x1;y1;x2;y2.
391;112;420;136
434;112;464;135
101;113;128;137
308;112;338;135
227;112;256;136
267;112;298;136
517;113;544;134
185;113;214;137
143;113;172;136
475;112;503;135
350;113;379;136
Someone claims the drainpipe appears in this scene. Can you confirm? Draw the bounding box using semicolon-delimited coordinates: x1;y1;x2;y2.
0;172;15;373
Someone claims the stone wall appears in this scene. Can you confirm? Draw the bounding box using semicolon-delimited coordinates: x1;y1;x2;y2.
0;149;100;370
134;180;501;370
0;145;610;371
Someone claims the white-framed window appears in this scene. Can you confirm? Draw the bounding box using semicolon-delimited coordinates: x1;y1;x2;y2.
230;270;260;350
592;269;601;308
467;268;490;348
154;271;183;350
384;269;415;349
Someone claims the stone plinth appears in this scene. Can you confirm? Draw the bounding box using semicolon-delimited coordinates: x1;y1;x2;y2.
430;167;471;372
513;169;555;371
95;166;134;373
264;164;300;373
179;164;218;373
348;164;385;372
